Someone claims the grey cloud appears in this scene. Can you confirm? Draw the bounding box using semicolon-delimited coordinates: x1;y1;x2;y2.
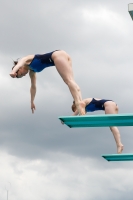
0;0;133;199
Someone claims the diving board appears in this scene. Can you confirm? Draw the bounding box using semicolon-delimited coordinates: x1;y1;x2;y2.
102;153;133;161
59;113;133;128
128;3;133;20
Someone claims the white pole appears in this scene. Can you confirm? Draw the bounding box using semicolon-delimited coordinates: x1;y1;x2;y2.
5;182;11;200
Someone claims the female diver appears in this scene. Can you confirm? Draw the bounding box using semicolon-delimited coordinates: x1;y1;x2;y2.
10;50;85;115
71;98;124;154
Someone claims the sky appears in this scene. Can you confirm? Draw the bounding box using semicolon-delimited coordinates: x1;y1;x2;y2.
0;0;133;199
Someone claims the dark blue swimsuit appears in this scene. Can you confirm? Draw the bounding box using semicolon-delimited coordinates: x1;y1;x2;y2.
85;98;113;112
29;50;58;72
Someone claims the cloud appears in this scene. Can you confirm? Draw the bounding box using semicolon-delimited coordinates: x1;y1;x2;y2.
0;0;133;199
0;151;133;200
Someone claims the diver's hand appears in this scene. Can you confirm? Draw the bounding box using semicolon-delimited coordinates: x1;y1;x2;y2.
31;102;36;113
10;72;17;78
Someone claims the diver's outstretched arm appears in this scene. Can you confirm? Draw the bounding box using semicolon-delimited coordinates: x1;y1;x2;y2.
29;71;36;113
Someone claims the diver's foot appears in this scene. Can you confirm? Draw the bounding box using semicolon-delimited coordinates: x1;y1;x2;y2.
78;101;86;115
117;144;124;154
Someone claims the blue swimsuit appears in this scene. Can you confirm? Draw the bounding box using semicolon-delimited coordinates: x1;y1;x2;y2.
29;50;58;72
85;98;113;112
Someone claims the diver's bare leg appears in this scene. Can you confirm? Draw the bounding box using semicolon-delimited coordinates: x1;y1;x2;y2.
110;127;124;153
104;102;124;154
52;50;85;115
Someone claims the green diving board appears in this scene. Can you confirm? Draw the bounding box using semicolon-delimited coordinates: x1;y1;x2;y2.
102;153;133;161
59;113;133;128
128;3;133;20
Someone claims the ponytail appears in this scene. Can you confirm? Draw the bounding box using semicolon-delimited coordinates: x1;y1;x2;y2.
12;60;19;78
